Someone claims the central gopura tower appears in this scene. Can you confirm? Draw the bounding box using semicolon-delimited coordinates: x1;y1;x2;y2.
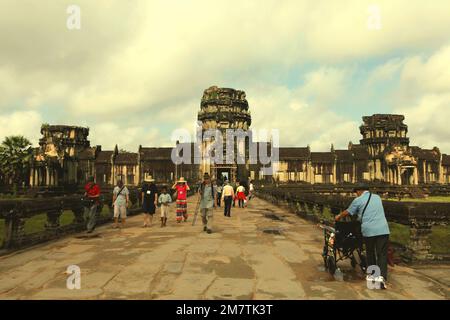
197;86;252;182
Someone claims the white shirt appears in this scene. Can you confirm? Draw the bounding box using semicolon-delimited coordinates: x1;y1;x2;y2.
222;184;234;197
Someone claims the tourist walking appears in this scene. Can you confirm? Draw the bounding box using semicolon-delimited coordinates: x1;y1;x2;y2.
83;176;101;233
236;183;246;208
112;180;129;229
158;186;172;227
335;183;390;289
141;176;158;227
248;180;255;200
222;180;234;217
199;173;217;234
233;182;239;207
172;177;190;223
216;181;223;207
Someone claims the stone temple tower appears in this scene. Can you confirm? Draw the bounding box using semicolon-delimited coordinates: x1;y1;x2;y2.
359;114;417;184
197;86;252;182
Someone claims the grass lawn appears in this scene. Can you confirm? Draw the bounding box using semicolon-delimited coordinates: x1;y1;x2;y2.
388;222;410;247
0;206;112;247
388;222;450;255
320;206;335;222
429;225;450;254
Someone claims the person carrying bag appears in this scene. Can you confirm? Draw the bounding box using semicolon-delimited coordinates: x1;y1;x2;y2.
335;182;390;289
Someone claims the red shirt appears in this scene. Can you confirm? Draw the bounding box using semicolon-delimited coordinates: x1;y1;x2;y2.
85;182;100;198
175;184;188;200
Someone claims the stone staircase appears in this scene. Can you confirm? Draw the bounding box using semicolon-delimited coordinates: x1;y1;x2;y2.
408;186;426;199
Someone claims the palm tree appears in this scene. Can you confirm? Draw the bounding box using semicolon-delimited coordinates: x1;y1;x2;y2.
0;135;33;188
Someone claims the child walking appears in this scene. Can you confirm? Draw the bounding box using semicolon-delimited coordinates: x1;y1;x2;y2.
158;186;172;227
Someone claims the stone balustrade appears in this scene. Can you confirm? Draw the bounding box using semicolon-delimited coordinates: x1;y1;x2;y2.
255;187;450;263
0;192;140;252
0;187;197;253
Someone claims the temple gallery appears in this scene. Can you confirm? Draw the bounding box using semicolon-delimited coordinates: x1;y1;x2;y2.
29;86;450;187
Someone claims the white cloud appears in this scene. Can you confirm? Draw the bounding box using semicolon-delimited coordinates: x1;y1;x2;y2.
1;1;450;153
90;122;163;151
247;83;360;151
393;45;450;152
0;111;43;145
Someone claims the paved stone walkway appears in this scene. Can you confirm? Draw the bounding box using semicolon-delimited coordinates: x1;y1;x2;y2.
0;196;448;300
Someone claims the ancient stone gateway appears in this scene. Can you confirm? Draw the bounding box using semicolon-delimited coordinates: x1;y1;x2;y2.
26;86;450;188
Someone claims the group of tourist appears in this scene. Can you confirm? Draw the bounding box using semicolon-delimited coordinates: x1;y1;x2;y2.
81;174;254;234
82;176;390;289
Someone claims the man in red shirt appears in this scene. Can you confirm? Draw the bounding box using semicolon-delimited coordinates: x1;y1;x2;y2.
84;176;101;233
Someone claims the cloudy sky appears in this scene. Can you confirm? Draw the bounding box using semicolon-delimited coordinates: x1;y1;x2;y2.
1;0;450;153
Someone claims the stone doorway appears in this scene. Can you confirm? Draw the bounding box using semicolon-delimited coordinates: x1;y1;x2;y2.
401;167;414;185
216;168;231;182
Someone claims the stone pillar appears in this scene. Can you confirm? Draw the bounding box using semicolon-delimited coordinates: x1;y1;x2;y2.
72;207;85;224
332;161;337;184
30;167;35;187
375;159;382;180
4;214;26;248
307;162;311;183
45;167;50;186
423;162;427;184
34;168;38;187
74;161;78;184
45;209;62;231
413;167;419;185
405;219;433;262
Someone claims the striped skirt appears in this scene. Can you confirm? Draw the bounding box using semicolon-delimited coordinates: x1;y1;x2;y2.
176;199;187;221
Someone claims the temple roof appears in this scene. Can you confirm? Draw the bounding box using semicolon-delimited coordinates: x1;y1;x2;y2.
361;114;408;130
442;154;450;166
335;149;354;162
139;147;173;160
78;147;96;160
40;124;89;135
278;147;310;160
411;147;441;162
115;152;138;165
140;143;200;162
349;144;370;160
311;152;334;163
95;151;113;164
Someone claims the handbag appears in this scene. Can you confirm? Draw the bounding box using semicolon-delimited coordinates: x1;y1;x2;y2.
357;192;372;235
115;186;125;201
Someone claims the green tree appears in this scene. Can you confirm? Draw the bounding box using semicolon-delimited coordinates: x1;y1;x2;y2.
0;135;33;187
